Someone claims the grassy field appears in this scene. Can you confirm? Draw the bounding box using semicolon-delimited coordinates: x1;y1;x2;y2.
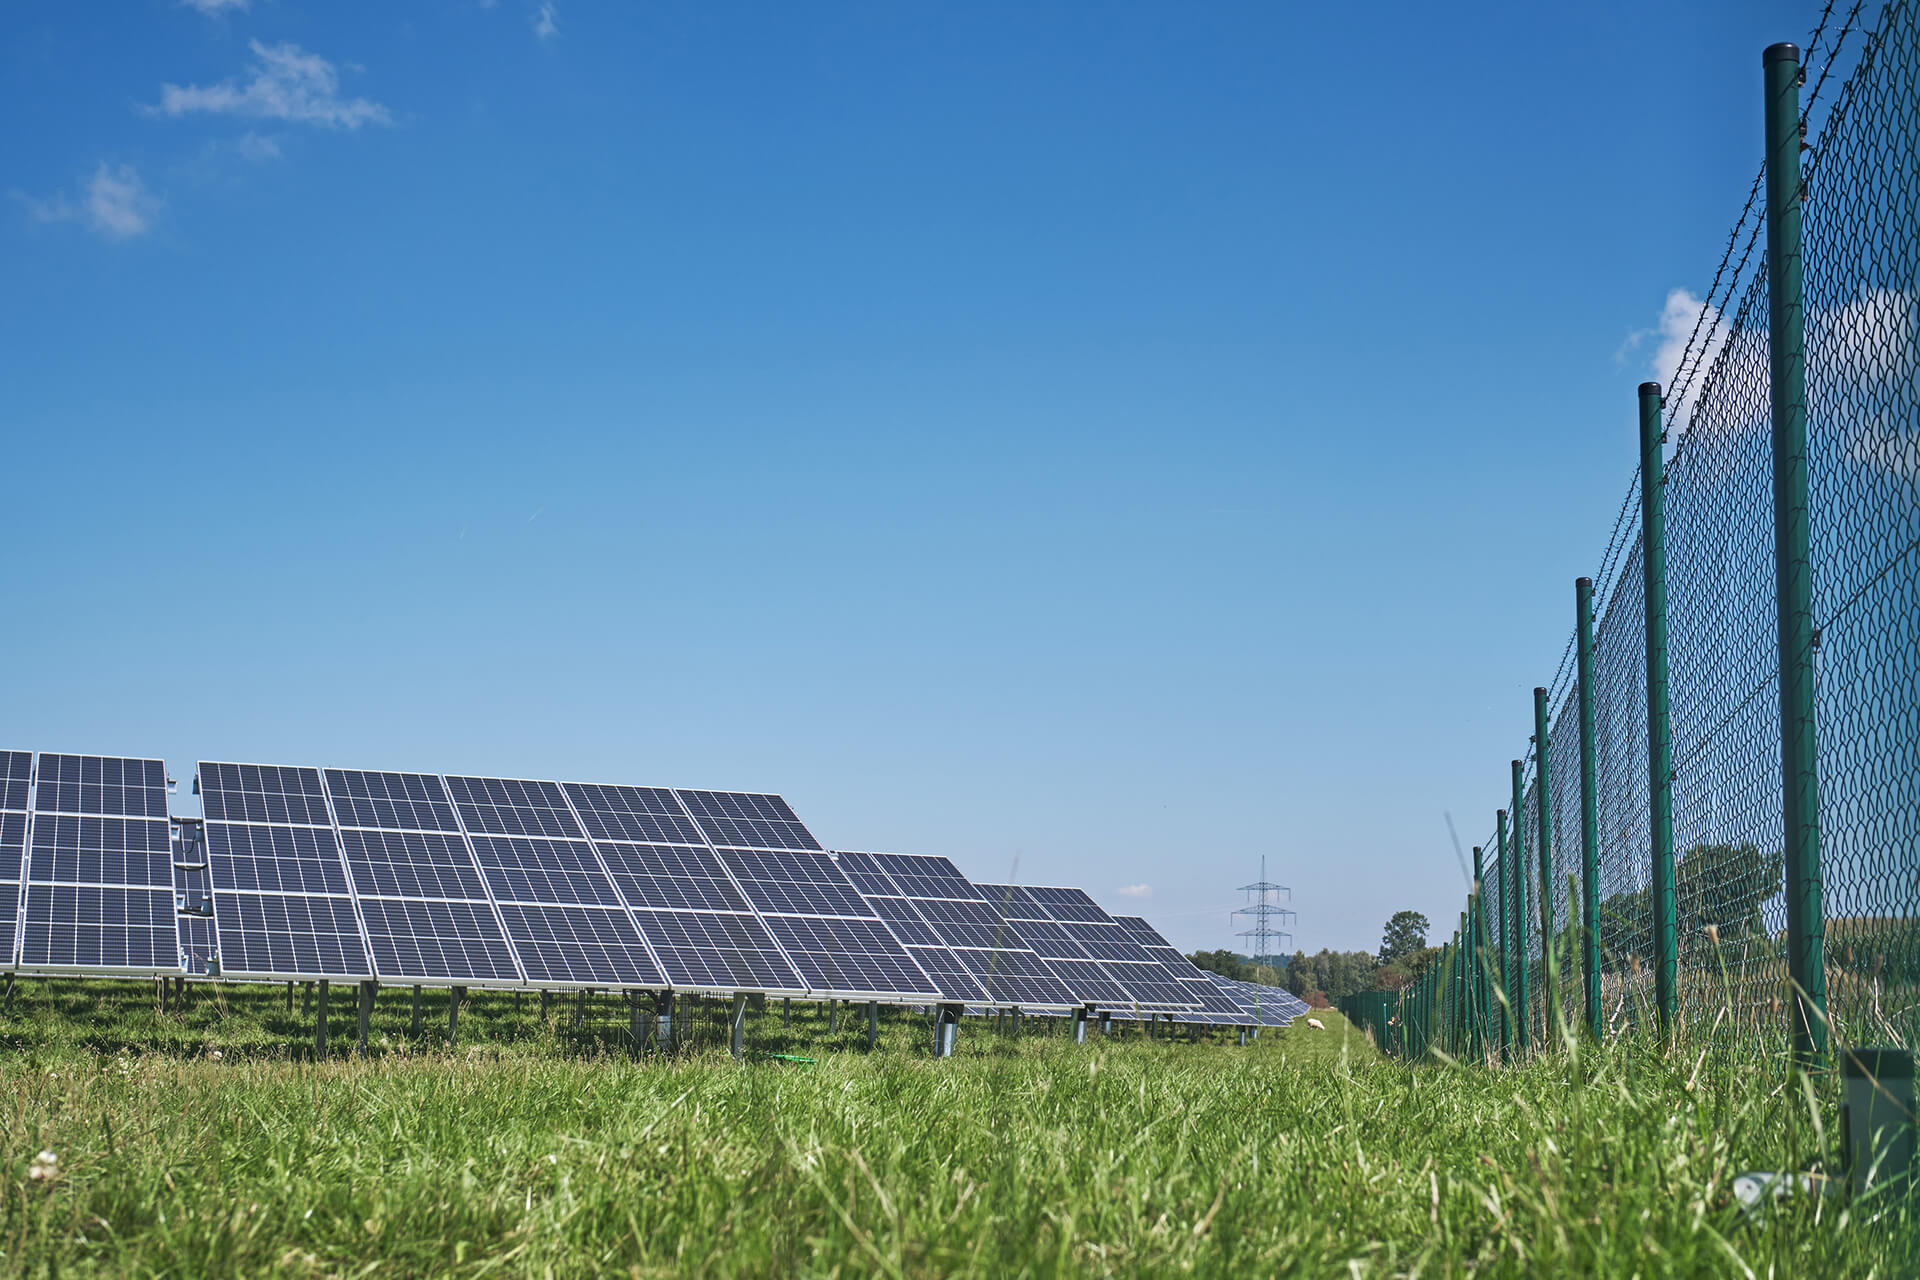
0;980;1913;1277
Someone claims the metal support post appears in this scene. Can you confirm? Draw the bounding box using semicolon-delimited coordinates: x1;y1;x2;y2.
411;985;422;1036
357;980;373;1051
1511;760;1530;1055
574;989;586;1030
449;986;465;1040
315;979;329;1058
1764;40;1827;1065
286;980;294;1012
1495;809;1511;1057
1575;576;1603;1040
629;993;644;1052
782;997;790;1027
829;998;839;1033
1533;686;1559;1043
539;989;549;1021
655;992;674;1051
933;1003;961;1058
730;992;749;1060
1471;845;1487;1059
1072;1007;1089;1044
1099;1012;1112;1037
1639;379;1679;1034
866;1001;879;1049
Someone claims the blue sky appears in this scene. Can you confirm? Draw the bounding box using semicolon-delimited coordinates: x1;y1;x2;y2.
2;0;1825;955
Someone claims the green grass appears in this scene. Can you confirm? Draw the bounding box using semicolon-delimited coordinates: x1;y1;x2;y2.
0;980;1913;1277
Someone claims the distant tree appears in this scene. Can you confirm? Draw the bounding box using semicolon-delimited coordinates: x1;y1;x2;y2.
1285;949;1311;997
1378;910;1431;966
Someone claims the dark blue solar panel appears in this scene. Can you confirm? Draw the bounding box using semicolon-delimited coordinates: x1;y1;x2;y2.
719;849;870;917
34;753;169;818
638;909;809;992
591;842;750;912
674;789;822;851
209;822;350;895
1;755;30;967
833;852;1077;1008
445;776;583;838
989;885;1198;1011
213;892;370;979
22;885;176;968
200;762;332;825
1114;915;1250;1023
561;782;704;845
322;769;460;833
320;769;526;984
446;776;664;987
22;756;177;973
493;902;662;986
560;782;804;993
0;750;32;813
201;762;372;980
763;916;941;998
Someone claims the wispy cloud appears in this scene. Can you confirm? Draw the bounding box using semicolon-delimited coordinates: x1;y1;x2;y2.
235;132;282;162
1116;883;1152;899
533;3;559;41
149;41;391;129
180;0;249;12
1620;287;1733;428
15;164;160;240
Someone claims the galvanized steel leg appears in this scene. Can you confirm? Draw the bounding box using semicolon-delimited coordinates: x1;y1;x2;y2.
655;992;674;1051
411;985;423;1036
316;980;329;1058
1072;1007;1088;1044
449;986;465;1040
357;980;373;1051
730;992;749;1060
867;1001;879;1049
932;1003;962;1058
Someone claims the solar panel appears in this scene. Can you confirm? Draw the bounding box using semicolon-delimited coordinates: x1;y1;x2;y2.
848;852;1079;1010
676;791;939;1002
562;782;806;995
1113;915;1252;1025
831;851;989;1005
443;776;664;988
321;769;524;986
200;762;372;981
0;751;30;967
1018;887;1198;1010
20;754;177;973
977;884;1198;1013
1209;974;1306;1027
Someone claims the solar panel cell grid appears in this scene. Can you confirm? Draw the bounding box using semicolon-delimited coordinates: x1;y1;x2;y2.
675;790;821;851
467;835;623;906
719;849;869;917
1;750;32;812
446;776;583;838
209;823;351;895
213;893;370;977
356;899;520;982
763;916;939;996
592;842;750;912
493;903;662;986
639;909;807;991
199;763;332;825
338;829;489;900
561;783;704;845
33;754;168;817
323;769;460;832
22;885;176;968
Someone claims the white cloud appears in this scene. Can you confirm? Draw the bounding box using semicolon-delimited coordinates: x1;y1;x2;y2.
150;41;391;129
533;3;559;41
181;0;248;12
1116;883;1152;899
16;164;159;240
235;132;282;162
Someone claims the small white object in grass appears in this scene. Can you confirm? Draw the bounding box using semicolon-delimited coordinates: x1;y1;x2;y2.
210;1049;223;1060
1305;1017;1325;1031
1731;1170;1836;1216
27;1151;58;1182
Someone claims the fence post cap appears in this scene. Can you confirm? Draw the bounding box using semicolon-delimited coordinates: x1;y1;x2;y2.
1764;42;1801;67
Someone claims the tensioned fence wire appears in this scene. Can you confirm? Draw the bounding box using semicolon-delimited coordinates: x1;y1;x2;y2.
1416;0;1917;1062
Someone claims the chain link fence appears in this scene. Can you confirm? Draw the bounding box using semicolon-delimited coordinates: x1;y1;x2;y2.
1372;0;1918;1063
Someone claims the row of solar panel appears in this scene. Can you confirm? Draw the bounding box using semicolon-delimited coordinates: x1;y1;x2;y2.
0;751;1304;1026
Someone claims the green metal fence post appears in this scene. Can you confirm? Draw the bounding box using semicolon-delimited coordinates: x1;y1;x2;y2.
1763;40;1828;1066
1639;379;1679;1036
1471;845;1486;1059
1576;575;1603;1040
1533;687;1559;1044
1510;759;1530;1053
1496;809;1511;1058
